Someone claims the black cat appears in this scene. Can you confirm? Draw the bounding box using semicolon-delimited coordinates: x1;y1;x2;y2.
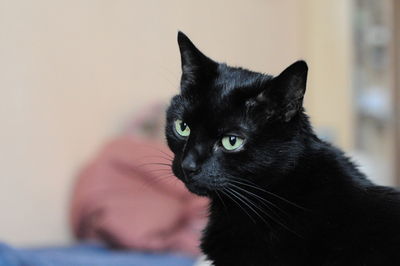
165;32;400;266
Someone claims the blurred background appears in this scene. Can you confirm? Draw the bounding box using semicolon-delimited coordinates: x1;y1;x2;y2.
0;0;399;262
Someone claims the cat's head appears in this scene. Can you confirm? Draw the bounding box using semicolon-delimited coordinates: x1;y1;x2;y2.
166;32;310;197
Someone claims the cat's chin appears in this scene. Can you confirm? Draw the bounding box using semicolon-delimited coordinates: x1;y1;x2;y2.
186;182;211;197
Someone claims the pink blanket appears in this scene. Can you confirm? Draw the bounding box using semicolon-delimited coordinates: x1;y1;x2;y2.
70;136;209;255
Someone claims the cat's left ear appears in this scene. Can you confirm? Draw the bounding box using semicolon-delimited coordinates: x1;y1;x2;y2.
259;60;308;122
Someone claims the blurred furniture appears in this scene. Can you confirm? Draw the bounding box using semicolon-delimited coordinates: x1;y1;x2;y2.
70;136;208;256
352;0;399;186
393;0;400;186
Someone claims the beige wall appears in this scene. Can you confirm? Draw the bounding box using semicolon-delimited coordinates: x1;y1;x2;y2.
0;0;309;245
302;0;354;150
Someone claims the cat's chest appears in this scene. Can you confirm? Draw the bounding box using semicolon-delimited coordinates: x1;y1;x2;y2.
200;219;309;266
201;221;274;265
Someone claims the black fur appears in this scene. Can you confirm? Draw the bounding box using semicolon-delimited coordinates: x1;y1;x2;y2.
165;32;400;266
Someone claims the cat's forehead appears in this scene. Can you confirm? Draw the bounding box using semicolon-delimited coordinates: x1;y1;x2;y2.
182;99;248;134
172;93;240;130
172;64;271;130
214;64;269;97
178;83;256;126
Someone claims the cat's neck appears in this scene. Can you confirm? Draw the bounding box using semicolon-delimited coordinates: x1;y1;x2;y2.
207;136;368;232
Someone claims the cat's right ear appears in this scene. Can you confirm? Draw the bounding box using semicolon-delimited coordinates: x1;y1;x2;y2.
177;31;215;85
256;60;308;122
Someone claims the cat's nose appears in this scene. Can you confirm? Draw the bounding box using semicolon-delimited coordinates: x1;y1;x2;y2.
181;155;200;176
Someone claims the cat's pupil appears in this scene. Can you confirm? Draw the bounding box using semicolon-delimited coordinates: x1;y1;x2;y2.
180;122;187;131
229;136;236;146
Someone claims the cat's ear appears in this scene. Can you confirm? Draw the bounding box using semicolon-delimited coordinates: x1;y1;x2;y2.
177;31;215;84
258;60;308;122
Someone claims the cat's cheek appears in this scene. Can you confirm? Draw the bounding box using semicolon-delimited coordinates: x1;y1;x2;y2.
171;160;185;182
166;137;185;155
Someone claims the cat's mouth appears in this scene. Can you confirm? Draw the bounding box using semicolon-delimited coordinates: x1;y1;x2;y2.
172;163;228;196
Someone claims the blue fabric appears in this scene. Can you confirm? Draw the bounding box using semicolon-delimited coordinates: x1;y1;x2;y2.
0;243;196;266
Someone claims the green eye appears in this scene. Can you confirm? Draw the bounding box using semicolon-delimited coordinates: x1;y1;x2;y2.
174;119;190;137
221;135;244;151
